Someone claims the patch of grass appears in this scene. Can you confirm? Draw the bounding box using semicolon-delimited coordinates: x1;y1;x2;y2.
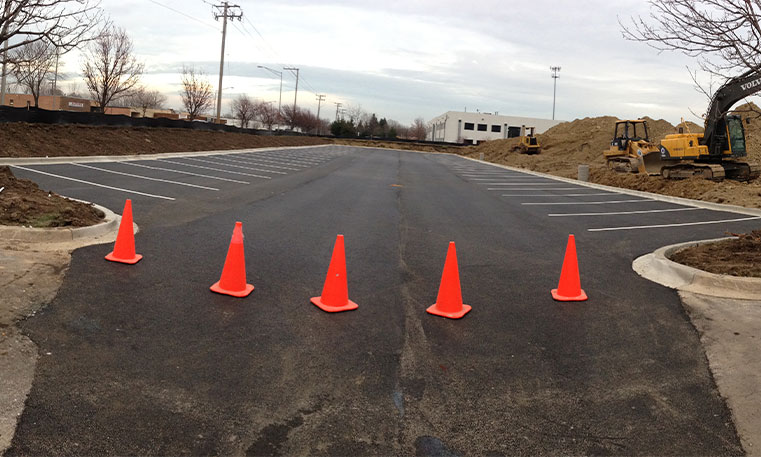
29;212;61;228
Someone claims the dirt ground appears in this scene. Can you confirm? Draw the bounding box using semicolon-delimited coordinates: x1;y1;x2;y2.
0;166;103;227
670;231;761;277
0;123;329;157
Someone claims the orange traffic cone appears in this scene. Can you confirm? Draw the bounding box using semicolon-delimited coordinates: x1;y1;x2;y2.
105;199;142;264
210;221;254;297
427;242;471;319
551;234;588;301
311;235;358;312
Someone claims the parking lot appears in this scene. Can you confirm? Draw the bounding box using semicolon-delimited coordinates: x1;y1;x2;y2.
5;145;757;455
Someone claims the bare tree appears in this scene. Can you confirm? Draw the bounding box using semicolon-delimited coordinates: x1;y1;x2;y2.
409;117;427;141
344;104;364;123
82;25;143;111
123;86;166;116
253;100;278;130
180;65;213;120
10;41;56;106
63;81;84;98
231;94;255;128
621;0;761;107
0;0;104;65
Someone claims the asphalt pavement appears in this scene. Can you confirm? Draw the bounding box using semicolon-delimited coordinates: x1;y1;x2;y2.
6;145;759;455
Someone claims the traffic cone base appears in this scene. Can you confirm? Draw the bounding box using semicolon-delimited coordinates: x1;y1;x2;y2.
105;252;142;264
211;281;254;298
551;288;587;302
426;302;471;319
310;296;358;313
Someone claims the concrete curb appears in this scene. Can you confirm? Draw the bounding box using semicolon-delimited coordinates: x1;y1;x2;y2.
0;144;333;166
633;238;761;301
456;155;761;218
0;201;121;243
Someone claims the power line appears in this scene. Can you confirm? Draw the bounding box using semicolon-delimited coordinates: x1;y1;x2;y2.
148;0;217;30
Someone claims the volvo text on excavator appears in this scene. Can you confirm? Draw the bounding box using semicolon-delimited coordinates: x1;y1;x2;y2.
604;69;761;181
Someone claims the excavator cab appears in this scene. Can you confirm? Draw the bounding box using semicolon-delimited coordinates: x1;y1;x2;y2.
723;115;747;157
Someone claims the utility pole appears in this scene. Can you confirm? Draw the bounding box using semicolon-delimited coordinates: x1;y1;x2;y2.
283;67;299;125
550;66;561;120
213;2;242;124
334;102;342;121
0;23;9;106
52;48;60;94
257;65;282;114
315;94;325;134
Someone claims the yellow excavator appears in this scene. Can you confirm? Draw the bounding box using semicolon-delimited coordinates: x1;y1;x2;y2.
512;126;541;154
604;70;761;181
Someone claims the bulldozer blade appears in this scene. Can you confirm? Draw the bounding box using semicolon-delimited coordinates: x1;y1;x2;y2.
641;150;665;175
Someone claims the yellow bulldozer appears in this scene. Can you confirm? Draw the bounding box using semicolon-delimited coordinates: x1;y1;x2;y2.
604;70;761;181
512;126;541;154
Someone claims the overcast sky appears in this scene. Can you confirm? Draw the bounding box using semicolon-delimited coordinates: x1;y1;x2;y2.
53;0;715;125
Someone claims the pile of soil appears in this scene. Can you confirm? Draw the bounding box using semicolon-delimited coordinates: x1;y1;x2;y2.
0;166;103;227
0;123;329;157
451;113;761;208
464;116;700;178
670;230;761;277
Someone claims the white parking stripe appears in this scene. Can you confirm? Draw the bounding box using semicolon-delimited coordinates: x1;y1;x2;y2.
158;159;271;179
248;153;321;165
245;154;318;165
186;157;287;174
211;155;298;171
469;177;536;180
503;193;614;197
522;199;654;206
493;187;585;191
589;216;761;231
482;183;558;186
549;208;700;217
72;163;219;190
218;155;301;170
119;162;249;184
11;166;175;200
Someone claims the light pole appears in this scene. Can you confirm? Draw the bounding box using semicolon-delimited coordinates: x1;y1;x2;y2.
257;65;282;115
283;66;299;125
550;66;561;120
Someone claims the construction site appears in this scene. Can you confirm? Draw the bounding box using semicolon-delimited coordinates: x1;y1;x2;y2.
4;1;761;456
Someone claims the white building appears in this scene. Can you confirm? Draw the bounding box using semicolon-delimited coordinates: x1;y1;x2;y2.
427;111;563;145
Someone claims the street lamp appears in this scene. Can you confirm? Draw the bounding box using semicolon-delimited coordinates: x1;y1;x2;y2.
257;65;282;114
283;66;299;119
550;66;561;120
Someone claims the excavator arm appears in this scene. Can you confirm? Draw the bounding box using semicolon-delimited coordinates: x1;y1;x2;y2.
704;68;761;150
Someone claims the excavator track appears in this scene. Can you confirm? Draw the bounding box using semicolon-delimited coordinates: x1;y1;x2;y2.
660;163;725;181
722;161;761;181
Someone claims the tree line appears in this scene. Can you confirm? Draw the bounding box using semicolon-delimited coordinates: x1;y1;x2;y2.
1;1;430;137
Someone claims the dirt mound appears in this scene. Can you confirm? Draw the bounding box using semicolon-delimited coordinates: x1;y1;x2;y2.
670;230;761;277
589;166;761;208
463;116;695;178
0;123;330;158
0;166;103;227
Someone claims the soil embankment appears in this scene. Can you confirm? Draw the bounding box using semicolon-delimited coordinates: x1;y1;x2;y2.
0;166;103;227
0;123;329;157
